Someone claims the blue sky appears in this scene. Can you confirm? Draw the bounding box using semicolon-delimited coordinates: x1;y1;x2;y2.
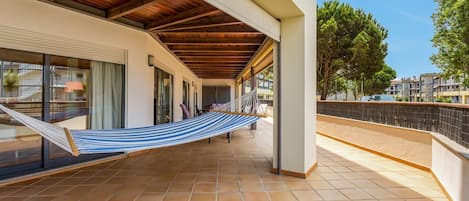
317;0;440;78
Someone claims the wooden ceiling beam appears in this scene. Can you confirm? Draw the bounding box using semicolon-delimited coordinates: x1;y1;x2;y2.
183;60;248;63
175;52;253;56
157;32;264;36
146;6;221;31
190;70;244;72
187;63;246;67
107;0;161;19
160;37;264;44
173;50;256;53
194;74;240;77
155;24;257;33
188;66;245;68
180;56;251;59
197;73;238;76
157;22;244;32
166;42;261;46
168;45;259;51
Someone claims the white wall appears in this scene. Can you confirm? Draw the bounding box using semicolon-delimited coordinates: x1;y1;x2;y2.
432;133;469;201
146;36;201;121
202;79;236;110
0;0;201;127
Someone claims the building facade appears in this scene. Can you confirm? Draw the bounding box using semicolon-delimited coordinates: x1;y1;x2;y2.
0;0;318;180
386;73;469;104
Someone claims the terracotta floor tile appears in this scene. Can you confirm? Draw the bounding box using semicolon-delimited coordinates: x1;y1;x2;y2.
169;184;194;192
196;175;217;183
243;192;270;201
0;187;22;196
13;186;48;196
26;197;60;201
190;193;216;201
241;182;264;192
218;175;239;183
33;177;63;186
217;192;244;201
58;185;95;199
145;183;170;193
308;180;335;190
328;180;356;189
388;188;426;199
218;183;240;192
109;184;146;201
362;188;397;199
135;192;165;201
263;182;288;191
268;191;297;201
81;177;108;185
37;185;73;196
339;189;374;200
0;196;29;201
0;120;449;201
292;190;324;201
80;184;121;201
193;183;216;193
163;192;191;201
316;189;349;201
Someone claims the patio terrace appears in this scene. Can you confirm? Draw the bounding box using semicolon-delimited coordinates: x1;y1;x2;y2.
0;118;448;201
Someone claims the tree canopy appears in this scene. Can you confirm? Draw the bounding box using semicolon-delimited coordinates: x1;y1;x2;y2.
432;0;469;86
363;64;397;95
317;0;388;99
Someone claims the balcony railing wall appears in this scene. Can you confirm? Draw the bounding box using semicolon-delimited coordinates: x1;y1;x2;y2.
317;101;469;149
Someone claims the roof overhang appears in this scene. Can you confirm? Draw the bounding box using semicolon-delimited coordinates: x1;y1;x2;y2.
40;0;277;79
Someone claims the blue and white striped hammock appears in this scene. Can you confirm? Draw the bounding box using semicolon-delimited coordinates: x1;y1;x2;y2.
0;105;260;156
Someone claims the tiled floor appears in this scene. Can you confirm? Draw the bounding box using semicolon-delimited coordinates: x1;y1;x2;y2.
0;119;448;201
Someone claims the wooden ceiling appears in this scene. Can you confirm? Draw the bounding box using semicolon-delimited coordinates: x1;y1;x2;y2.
46;0;267;79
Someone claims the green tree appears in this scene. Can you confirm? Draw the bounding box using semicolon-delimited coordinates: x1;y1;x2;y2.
363;64;397;95
317;0;388;100
431;0;469;85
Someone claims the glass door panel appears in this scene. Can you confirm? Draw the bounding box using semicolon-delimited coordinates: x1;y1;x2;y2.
0;48;43;177
155;68;173;124
0;48;125;179
48;55;91;159
182;80;190;113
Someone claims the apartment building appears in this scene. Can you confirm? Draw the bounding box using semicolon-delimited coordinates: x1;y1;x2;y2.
386;73;469;103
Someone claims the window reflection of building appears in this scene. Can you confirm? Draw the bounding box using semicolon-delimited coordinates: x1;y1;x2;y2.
256;66;273;102
154;68;173;125
0;48;124;179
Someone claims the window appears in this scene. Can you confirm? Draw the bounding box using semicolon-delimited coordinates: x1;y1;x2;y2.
183;80;190;111
154;68;173;124
0;48;125;179
0;48;43;173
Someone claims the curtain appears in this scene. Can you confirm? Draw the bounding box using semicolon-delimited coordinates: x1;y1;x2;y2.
90;61;123;129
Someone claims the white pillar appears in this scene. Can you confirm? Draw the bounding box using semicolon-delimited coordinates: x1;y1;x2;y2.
273;9;317;177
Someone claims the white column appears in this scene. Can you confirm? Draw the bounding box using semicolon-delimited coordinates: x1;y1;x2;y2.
273;9;317;177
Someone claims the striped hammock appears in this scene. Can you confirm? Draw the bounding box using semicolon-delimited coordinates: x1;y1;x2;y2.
0;89;263;156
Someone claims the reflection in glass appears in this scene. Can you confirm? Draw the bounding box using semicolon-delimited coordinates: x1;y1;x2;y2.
0;48;43;168
155;68;173;124
49;56;91;159
49;59;124;159
183;80;190;112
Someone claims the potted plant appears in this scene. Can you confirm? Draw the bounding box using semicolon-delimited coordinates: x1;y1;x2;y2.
3;69;19;93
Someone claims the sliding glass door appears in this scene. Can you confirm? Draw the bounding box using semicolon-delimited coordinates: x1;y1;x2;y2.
0;48;43;176
0;48;125;179
154;68;173;125
182;80;190;112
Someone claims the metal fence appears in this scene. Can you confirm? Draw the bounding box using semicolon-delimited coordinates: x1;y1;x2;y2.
317;101;469;149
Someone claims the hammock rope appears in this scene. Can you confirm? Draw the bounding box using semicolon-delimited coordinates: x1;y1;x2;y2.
0;89;264;156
